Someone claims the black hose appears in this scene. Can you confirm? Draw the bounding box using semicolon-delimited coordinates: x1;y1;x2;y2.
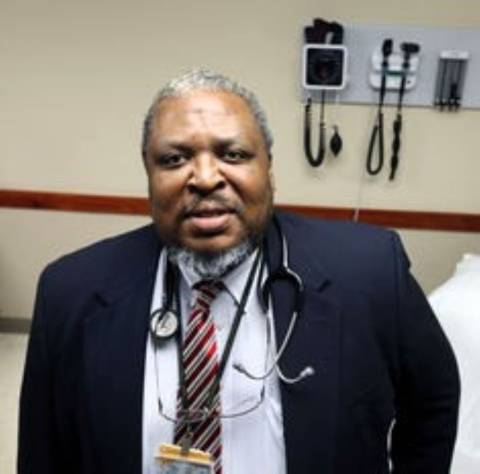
303;94;327;167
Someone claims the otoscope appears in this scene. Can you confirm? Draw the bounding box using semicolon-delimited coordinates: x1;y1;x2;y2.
366;38;393;176
389;42;420;181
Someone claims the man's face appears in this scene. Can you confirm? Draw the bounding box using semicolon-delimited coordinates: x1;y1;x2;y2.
144;90;274;254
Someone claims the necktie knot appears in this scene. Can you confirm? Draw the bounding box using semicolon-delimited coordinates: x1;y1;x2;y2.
194;280;223;308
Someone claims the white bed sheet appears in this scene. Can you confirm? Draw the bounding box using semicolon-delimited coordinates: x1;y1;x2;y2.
429;254;480;474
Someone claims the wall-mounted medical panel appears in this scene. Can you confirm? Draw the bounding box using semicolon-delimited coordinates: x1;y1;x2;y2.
301;24;480;110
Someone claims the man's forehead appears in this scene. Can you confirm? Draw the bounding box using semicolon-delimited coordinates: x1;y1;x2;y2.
149;90;263;144
154;90;253;120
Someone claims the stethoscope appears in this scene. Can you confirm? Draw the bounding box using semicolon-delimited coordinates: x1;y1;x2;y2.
149;217;315;386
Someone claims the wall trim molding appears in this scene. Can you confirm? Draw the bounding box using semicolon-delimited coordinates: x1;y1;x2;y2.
1;189;479;232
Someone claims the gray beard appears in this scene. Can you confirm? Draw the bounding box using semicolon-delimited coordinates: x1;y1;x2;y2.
166;238;256;280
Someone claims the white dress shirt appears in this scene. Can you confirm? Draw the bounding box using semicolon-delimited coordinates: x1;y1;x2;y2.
142;249;287;474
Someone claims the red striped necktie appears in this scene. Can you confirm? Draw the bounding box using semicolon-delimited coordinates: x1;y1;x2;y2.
174;281;223;473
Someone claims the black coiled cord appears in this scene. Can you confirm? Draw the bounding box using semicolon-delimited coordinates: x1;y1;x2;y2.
303;93;327;167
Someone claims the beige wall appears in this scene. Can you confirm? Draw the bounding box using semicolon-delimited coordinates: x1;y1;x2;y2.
1;0;479;319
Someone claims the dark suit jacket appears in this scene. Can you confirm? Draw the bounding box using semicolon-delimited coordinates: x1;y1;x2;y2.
18;212;459;473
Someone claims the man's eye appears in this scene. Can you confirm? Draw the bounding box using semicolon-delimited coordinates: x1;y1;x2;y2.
223;150;250;162
156;153;187;168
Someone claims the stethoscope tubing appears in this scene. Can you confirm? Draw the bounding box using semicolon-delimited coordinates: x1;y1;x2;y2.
150;217;314;386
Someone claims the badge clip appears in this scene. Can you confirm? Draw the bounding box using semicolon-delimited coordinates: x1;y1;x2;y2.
180;431;192;456
156;443;213;473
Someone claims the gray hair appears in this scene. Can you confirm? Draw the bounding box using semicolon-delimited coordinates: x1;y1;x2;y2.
141;69;273;159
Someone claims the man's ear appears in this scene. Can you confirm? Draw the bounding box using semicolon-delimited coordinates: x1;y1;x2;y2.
143;150;155;175
142;150;150;171
268;157;276;192
146;179;153;200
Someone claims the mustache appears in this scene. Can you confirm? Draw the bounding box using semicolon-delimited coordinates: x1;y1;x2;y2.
181;194;244;218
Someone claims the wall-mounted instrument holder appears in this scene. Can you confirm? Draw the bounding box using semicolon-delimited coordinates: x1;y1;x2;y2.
300;24;479;110
434;50;470;111
302;19;347;167
369;45;420;92
299;22;478;182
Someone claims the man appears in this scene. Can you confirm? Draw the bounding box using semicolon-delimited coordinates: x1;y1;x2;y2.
19;69;459;474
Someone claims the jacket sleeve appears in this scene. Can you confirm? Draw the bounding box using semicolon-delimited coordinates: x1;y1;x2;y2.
390;233;460;473
18;270;59;474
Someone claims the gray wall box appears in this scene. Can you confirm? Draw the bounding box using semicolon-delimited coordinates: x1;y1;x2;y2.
301;24;480;109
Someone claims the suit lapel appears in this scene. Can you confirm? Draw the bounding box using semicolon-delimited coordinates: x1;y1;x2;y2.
266;215;342;474
82;227;160;474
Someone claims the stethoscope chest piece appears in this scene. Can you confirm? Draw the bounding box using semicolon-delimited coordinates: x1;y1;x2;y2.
150;308;179;339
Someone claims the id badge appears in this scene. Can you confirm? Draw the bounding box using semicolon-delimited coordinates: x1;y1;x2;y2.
155;443;213;474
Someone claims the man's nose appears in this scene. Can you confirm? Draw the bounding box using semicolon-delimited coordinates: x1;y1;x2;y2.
187;153;225;194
